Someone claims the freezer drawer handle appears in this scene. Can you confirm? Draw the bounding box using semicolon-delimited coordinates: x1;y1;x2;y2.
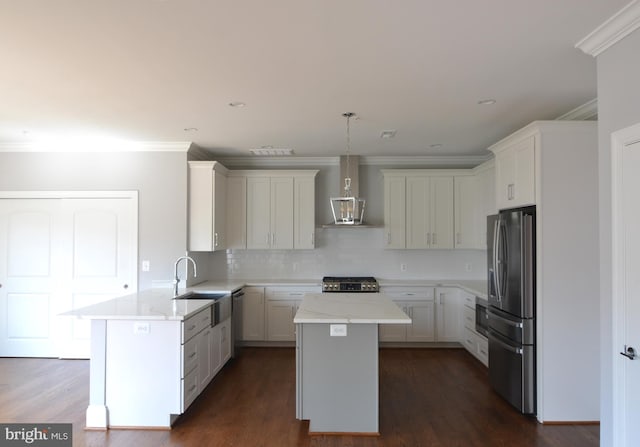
487;331;523;355
487;308;524;328
620;345;637;360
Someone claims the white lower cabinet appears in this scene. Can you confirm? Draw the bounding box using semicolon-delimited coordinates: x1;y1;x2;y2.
459;289;488;366
266;286;320;342
240;287;265;341
379;287;435;342
435;287;461;342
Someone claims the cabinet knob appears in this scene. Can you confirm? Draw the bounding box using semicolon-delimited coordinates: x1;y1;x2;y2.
123;284;129;289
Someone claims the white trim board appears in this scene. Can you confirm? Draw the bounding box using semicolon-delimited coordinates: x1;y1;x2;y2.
576;0;640;57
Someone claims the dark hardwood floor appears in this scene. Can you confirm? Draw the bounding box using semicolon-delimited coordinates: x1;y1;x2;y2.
0;348;598;447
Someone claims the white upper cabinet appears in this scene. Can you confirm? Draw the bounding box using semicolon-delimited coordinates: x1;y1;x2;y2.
226;175;247;249
491;134;535;210
454;175;477;249
472;160;496;249
294;176;316;249
188;161;228;252
244;170;318;250
383;171;454;249
383;174;406;249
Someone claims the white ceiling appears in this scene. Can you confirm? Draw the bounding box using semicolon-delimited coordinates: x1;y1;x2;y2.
0;0;629;158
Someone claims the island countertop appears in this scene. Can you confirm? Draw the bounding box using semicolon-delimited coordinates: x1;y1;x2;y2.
293;292;411;324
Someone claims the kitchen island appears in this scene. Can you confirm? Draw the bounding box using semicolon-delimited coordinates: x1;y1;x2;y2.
294;293;411;434
63;282;242;430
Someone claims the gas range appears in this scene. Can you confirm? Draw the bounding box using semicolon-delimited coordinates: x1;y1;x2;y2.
322;276;379;293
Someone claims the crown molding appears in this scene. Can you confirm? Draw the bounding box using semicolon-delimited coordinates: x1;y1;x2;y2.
555;98;598;120
0;140;192;152
214;154;491;168
360;155;491;167
576;0;640;57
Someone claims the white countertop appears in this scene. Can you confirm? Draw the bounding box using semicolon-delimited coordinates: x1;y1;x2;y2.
62;281;245;321
293;293;412;324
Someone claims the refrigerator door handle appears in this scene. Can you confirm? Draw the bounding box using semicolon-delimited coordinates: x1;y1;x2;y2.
492;218;501;301
488;330;523;355
488;308;524;328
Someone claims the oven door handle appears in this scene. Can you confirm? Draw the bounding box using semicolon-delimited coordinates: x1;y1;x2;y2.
487;330;523;355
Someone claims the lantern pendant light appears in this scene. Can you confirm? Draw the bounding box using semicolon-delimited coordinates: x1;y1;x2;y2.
330;112;366;225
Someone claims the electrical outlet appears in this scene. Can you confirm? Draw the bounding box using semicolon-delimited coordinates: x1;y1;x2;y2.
142;260;150;272
465;263;472;272
400;263;407;272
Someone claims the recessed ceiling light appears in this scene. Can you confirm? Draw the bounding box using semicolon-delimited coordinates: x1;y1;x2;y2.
478;99;497;105
229;101;246;108
380;130;397;139
183;127;198;132
250;148;293;156
429;143;443;149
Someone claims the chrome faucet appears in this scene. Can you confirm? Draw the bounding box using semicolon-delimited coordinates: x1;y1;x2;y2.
173;256;198;297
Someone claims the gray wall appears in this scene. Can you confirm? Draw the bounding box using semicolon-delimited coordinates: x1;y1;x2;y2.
0;150;188;290
596;29;640;447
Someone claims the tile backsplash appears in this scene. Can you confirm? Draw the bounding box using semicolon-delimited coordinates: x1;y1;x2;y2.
208;227;487;280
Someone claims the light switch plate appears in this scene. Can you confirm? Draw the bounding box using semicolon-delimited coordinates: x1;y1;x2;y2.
330;324;347;337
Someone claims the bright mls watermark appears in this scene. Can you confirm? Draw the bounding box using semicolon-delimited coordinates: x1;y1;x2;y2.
0;424;71;447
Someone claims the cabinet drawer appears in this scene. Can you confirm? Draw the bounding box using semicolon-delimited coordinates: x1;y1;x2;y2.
182;368;199;412
381;287;434;301
182;335;199;377
462;291;475;309
462;327;477;353
463;306;476;331
477;333;489;366
266;286;320;300
183;307;212;342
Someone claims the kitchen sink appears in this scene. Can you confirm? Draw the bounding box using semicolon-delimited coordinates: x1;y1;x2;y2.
173;291;228;300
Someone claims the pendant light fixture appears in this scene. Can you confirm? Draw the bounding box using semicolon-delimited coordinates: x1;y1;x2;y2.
330;112;366;225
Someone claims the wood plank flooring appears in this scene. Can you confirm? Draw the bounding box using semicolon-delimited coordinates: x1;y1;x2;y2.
0;348;599;447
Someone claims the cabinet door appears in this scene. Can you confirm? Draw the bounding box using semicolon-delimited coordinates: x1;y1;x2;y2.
197;326;214;391
379;303;407;342
266;299;297;341
454;176;477;249
430;176;454;249
241;287;265;341
246;177;271;249
226;176;247;249
406;301;436;342
213;172;227;250
495;135;535;210
270;177;294;249
188;162;215;251
406;176;429;249
219;318;231;367
293;176;315;249
513;135;535;207
384;175;406;248
474;164;495;249
435;288;461;342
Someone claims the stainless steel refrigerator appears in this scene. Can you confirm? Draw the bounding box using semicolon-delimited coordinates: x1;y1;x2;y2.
487;206;536;415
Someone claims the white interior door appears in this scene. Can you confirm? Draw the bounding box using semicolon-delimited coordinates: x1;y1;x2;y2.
58;198;137;358
612;126;640;447
0;193;137;358
0;199;66;357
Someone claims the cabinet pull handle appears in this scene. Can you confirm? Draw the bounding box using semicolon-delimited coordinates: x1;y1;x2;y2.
189;352;197;359
311;232;314;245
432;233;437;245
188;385;197;393
266;233;271;245
188;324;197;331
387;232;391;244
214;232;218;247
426;233;430;245
456;233;461;245
272;233;276;246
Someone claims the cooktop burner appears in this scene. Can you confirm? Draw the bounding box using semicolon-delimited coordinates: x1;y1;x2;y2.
322;276;379;293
